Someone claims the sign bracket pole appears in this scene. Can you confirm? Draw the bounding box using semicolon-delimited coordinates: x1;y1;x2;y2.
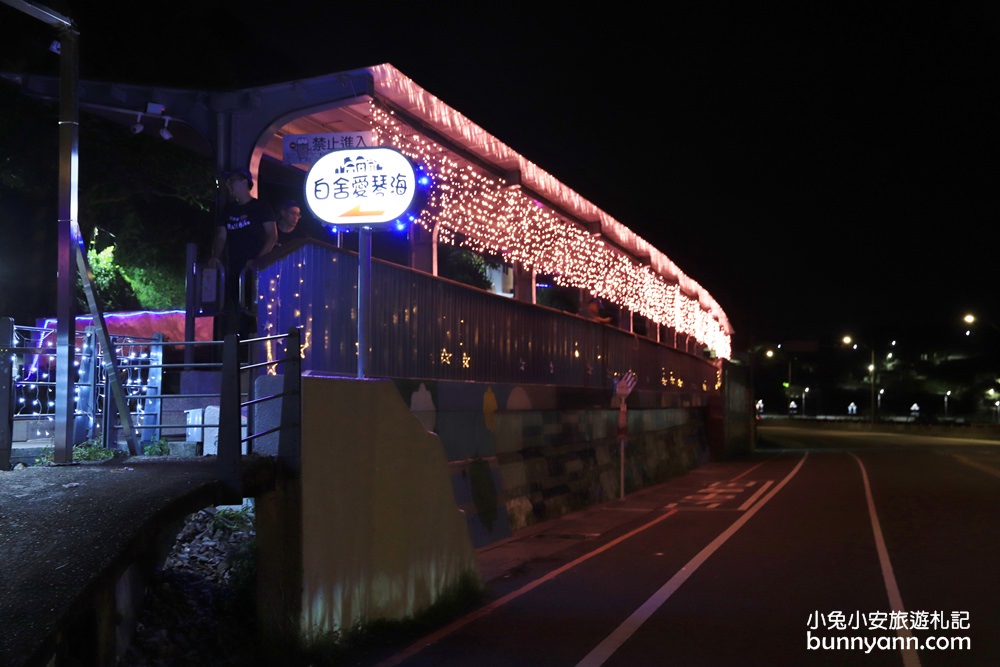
357;226;371;378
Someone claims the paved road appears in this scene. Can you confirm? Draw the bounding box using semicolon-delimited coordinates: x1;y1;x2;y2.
0;457;272;667
363;426;1000;667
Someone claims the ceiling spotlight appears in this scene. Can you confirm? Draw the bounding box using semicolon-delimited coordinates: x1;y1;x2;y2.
159;119;172;141
130;112;144;134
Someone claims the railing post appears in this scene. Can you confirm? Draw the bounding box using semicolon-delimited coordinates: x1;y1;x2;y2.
278;327;302;475
140;333;165;445
102;368;116;449
184;243;197;368
0;317;13;470
75;328;97;445
217;334;243;500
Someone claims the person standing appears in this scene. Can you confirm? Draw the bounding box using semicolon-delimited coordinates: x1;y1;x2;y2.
275;198;331;247
275;199;307;245
579;297;612;324
209;168;277;336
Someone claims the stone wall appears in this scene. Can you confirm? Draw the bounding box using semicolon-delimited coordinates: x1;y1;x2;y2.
493;408;707;532
391;379;713;547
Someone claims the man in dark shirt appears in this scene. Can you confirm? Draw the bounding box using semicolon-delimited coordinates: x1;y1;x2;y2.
209;168;277;336
579;297;612;324
275;199;307;245
276;199;330;247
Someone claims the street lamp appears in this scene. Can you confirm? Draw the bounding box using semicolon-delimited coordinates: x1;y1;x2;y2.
964;313;1000;335
758;345;797;416
766;347;793;387
802;387;809;417
843;335;876;424
944;390;951;418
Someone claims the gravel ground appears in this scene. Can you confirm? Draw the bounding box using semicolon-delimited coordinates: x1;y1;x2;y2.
120;506;262;667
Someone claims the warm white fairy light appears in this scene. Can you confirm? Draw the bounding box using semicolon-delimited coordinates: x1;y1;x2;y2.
370;103;731;359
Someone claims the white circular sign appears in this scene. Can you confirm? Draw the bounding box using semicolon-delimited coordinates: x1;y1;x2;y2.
304;147;417;226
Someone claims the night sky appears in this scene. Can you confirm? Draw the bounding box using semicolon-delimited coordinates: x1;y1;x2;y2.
2;2;998;352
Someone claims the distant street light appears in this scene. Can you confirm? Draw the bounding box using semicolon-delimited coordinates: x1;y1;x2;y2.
843;335;877;424
944;390;951;417
964;313;1000;335
766;347;793;387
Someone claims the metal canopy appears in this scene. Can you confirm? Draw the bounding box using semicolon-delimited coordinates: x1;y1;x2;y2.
3;62;732;337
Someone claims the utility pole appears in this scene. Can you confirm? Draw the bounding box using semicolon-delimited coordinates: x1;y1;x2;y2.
1;0;80;462
3;1;139;457
870;347;876;425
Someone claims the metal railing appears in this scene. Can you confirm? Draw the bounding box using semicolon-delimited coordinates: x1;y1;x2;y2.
0;320;164;448
217;328;302;498
258;243;721;393
1;318;302;485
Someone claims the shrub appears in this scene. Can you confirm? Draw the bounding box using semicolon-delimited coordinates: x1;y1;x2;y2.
143;438;170;456
35;438;119;465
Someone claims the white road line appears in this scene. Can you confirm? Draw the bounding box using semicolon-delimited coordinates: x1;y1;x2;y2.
738;480;773;511
374;509;681;667
730;455;779;481
952;453;1000;479
849;452;922;667
575;453;809;667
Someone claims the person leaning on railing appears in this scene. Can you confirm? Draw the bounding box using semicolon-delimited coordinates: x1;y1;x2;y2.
579;298;612;324
208;168;277;337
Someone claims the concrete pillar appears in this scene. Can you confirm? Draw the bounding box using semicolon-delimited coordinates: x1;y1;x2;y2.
409;223;435;274
618;307;633;333
255;377;479;652
513;263;536;304
256;477;303;661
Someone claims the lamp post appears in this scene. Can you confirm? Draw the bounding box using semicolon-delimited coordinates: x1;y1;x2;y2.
964;315;1000;421
944;390;951;418
765;347;793;387
843;336;876;424
761;345;795;416
963;313;1000;334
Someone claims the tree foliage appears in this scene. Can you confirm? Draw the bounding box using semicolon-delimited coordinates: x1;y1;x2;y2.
437;243;494;291
77;245;141;312
0;85;216;317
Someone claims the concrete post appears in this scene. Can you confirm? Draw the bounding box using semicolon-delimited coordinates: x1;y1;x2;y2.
409;222;435;274
618;307;633;333
513;263;536;304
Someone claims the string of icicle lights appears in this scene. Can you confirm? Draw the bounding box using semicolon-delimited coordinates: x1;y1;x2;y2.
370;103;732;360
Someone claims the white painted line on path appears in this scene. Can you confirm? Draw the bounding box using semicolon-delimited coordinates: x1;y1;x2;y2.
730;455;778;481
575;453;809;667
374;508;681;667
952;453;1000;480
737;480;773;511
849;452;922;667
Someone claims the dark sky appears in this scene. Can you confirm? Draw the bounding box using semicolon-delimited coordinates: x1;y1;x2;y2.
3;1;998;351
